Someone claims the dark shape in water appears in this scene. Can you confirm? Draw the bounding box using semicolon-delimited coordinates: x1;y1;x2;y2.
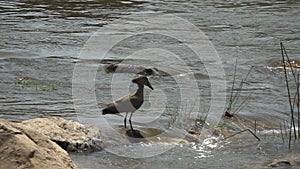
103;63;164;76
224;111;234;118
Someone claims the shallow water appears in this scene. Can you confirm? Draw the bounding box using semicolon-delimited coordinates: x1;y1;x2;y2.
1;0;300;168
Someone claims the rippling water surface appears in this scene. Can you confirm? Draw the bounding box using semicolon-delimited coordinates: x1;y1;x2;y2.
1;0;300;168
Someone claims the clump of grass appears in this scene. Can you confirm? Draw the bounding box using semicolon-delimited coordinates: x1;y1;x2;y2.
220;57;262;141
164;102;207;134
225;57;253;117
187;106;210;135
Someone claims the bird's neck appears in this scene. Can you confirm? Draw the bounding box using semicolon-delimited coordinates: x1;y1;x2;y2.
133;84;144;98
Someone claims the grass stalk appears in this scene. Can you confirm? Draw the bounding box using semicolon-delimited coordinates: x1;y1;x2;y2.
280;122;285;143
223;128;260;141
298;73;300;139
284;119;288;139
280;42;297;148
232;91;253;115
226;58;253;116
227;57;238;113
254;120;257;135
231;66;253;107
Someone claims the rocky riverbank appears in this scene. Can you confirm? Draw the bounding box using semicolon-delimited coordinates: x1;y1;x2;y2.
1;116;300;169
0;117;103;169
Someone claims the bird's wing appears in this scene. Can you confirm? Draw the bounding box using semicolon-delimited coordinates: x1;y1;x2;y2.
104;95;129;107
106;102;115;107
114;95;130;105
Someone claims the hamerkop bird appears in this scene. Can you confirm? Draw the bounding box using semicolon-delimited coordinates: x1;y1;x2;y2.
102;76;154;131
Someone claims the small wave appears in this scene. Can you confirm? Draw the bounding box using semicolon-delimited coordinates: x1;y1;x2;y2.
265;60;300;73
190;136;220;159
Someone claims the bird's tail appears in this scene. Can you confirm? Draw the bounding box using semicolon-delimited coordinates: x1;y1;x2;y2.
102;107;119;115
102;108;109;115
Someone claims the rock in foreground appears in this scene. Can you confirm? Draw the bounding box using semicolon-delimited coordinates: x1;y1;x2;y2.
0;119;78;169
21;117;103;152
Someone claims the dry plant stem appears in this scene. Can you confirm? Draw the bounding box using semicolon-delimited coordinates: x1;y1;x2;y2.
283;119;288;139
282;43;297;82
223;128;260;141
298;73;300;139
281;42;297;149
280;122;285;143
254;120;257;135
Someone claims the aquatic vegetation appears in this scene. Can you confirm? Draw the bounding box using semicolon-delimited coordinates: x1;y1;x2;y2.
225;57;253;117
15;77;57;91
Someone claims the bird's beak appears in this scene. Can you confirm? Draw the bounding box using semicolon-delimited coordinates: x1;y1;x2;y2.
147;82;154;90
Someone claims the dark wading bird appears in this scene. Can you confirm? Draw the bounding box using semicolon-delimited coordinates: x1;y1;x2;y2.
102;76;154;131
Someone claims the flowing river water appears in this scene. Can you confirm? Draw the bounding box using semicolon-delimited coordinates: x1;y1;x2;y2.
1;0;300;168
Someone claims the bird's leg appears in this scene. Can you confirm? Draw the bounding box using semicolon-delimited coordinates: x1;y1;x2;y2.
124;112;128;128
129;112;134;132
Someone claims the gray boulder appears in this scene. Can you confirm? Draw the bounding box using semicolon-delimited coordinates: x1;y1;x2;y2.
0;118;78;169
21;117;103;152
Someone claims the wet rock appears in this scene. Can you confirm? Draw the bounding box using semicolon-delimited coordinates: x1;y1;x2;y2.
119;127;192;144
21;117;103;152
0;119;78;169
268;159;291;167
292;156;300;166
103;63;168;76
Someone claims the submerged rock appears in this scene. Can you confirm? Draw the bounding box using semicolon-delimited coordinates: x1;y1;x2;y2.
118;127;195;144
21;117;103;152
267;155;300;168
0;119;78;169
103;63;170;76
268;159;291;167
